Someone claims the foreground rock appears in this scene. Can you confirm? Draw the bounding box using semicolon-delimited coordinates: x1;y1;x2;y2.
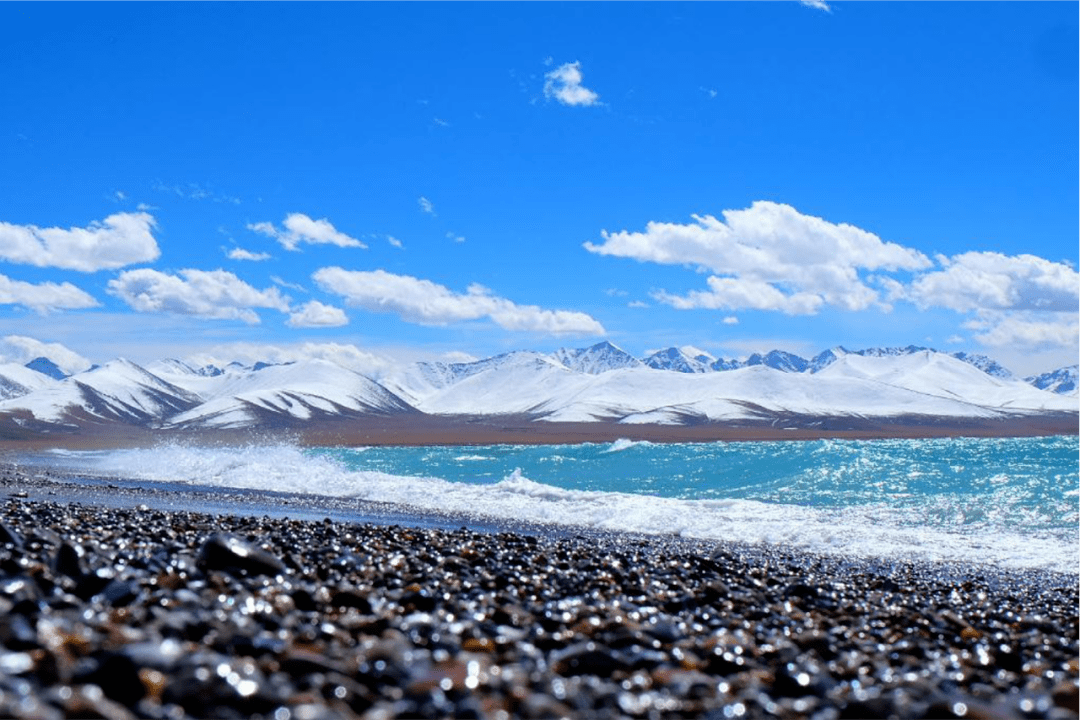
0;497;1075;719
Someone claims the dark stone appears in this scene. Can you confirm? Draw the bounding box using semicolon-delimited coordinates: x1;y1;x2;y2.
74;567;116;600
0;614;39;650
0;522;24;548
330;587;372;613
196;534;286;577
102;579;141;607
86;652;145;706
53;541;86;580
551;641;629;678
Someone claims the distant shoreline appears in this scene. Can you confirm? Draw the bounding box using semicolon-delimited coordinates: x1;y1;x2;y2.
0;411;1075;452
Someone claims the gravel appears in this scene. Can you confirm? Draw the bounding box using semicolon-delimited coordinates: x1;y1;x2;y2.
0;475;1075;719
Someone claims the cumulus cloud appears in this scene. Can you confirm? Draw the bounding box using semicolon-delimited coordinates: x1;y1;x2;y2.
313;267;606;336
587;201;930;314
227;247;272;262
544;61;601;107
905;251;1079;314
287;300;349;328
653;277;824;316
0;273;99;313
108;269;290;324
964;312;1079;351
0;212;160;272
0;335;92;374
248;213;365;252
418;197;436;216
800;0;832;12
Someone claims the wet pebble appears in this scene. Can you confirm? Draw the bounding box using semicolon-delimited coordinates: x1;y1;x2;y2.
0;495;1071;719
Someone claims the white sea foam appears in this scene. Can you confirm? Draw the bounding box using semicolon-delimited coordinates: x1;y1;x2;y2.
603;438;653;453
36;442;1078;575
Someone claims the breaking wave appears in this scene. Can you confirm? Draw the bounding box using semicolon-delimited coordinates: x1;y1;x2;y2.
28;436;1079;575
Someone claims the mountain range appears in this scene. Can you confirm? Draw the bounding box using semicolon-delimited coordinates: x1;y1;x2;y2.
0;343;1074;434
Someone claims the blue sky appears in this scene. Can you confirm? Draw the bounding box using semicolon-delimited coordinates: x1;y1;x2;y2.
0;1;1076;377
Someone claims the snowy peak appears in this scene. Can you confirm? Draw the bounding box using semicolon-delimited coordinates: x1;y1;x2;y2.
644;347;715;373
0;359;202;425
148;358;230;378
1026;365;1078;395
164;358;415;430
951;352;1013;380
0;363;59;402
381;352;556;407
0;345;1074;432
25;357;68;380
808;347;852;373
745;350;809;373
550;341;642;374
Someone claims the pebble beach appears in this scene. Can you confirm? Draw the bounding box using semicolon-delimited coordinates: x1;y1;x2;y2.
0;465;1076;720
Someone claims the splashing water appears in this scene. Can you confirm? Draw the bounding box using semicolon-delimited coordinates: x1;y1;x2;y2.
27;435;1079;574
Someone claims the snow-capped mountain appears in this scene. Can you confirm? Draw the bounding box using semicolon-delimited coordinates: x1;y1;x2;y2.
0;363;61;402
644;347;716;373
744;350;809;373
382;351;558;407
0;345;1074;433
391;352;586;416
813;351;1064;412
405;351;1075;424
950;352;1014;380
550;341;642;374
25;357;69;380
1026;365;1078;396
163;359;415;429
0;359;202;425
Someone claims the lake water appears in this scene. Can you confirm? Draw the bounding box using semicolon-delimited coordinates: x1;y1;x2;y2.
31;435;1079;574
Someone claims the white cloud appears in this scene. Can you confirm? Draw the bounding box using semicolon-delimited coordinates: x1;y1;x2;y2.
800;0;831;12
895;252;1080;353
0;273;99;313
227;247;272;262
544;61;601;107
722;316;739;325
963;312;1079;351
446;232;466;243
387;236;404;249
108;269;291;324
248;213;365;252
441;350;479;364
906;251;1078;314
654;277;824;316
154;182;240;205
287;300;349;328
0;335;92;374
271;276;307;293
0;212;160;272
587;201;930;315
313;267;606;336
418;197;436;216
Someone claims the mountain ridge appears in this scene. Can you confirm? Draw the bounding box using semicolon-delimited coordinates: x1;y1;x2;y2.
0;344;1074;434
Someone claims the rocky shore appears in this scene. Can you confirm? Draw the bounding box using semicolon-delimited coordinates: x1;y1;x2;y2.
0;478;1076;719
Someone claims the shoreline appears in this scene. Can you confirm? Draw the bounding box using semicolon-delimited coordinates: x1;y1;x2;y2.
0;463;1075;718
0;411;1076;452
